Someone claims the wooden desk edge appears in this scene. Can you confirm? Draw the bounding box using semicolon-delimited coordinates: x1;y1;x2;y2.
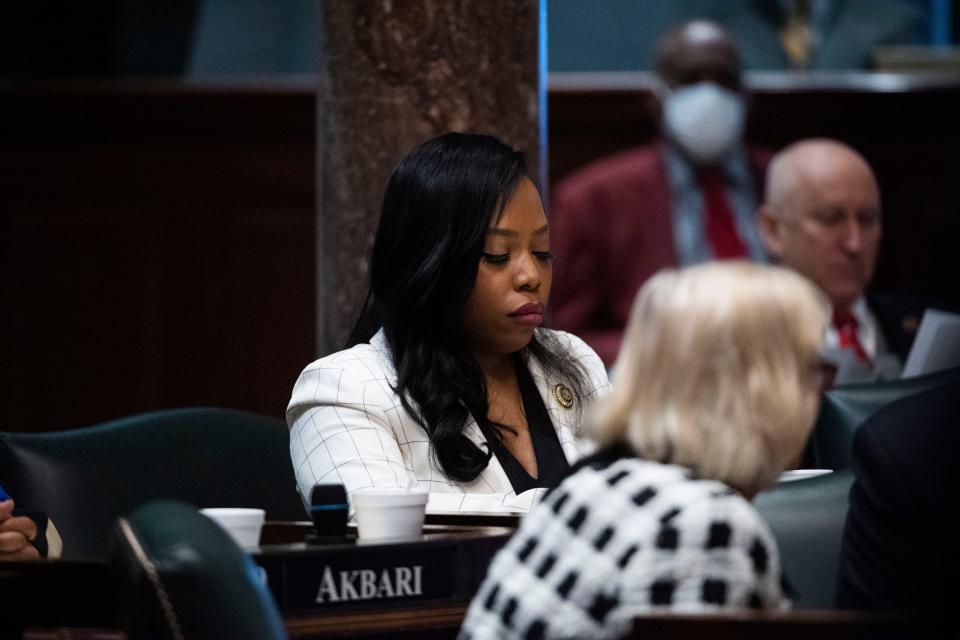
284;601;468;637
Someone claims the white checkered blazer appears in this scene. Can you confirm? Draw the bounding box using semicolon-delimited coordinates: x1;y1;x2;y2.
287;329;609;513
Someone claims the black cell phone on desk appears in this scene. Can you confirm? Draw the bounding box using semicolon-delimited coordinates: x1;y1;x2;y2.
307;484;350;544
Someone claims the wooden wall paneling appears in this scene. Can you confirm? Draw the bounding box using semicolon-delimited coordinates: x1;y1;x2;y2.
1;82;316;432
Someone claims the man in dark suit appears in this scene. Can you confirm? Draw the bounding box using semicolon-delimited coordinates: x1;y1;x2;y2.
758;138;922;384
550;21;769;366
836;377;960;619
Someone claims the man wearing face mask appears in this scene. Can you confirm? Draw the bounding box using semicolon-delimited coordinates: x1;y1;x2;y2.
551;21;769;366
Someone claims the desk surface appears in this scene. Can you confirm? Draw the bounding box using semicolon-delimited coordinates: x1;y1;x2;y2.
256;522;513;618
9;520;929;639
21;609;926;640
260;519;517;545
4;522;514;640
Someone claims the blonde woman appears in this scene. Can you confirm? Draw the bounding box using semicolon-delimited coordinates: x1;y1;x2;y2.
460;262;830;640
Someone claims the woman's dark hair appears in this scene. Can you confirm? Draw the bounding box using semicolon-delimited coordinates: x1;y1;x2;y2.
348;132;590;482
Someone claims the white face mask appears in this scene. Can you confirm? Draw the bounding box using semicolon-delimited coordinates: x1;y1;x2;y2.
661;82;745;165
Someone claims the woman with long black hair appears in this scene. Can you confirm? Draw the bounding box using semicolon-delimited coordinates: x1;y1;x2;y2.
287;132;609;513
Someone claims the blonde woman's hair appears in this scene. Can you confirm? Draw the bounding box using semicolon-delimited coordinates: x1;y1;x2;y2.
588;261;829;497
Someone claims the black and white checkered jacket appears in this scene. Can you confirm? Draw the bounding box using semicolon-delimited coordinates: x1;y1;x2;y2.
459;452;788;640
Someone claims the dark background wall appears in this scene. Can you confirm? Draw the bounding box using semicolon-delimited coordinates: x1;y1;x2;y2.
0;1;318;76
548;0;956;71
2;1;959;432
1;1;320;432
2;1;956;78
1;83;315;431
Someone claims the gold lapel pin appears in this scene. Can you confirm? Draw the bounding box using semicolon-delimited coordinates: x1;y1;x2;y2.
553;383;574;409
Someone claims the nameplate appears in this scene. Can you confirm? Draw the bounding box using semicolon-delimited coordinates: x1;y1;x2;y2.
255;531;511;614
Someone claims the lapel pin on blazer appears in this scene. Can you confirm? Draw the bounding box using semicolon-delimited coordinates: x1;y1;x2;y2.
553;383;574;409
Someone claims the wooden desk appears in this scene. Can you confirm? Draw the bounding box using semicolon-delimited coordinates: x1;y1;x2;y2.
19;605;467;640
2;80;316;433
19;609;929;640
258;515;523;545
631;610;926;639
257;523;512;618
5;522;515;640
286;602;466;639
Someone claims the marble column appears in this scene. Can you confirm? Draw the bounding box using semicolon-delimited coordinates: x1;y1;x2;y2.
316;0;543;355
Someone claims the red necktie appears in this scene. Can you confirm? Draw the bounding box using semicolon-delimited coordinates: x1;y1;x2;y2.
833;310;873;365
698;168;748;260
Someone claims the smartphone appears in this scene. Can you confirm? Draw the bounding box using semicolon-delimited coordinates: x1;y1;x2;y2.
0;484;10;501
308;484;349;541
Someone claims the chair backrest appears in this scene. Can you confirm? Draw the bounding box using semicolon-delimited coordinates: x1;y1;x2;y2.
112;500;288;640
754;470;854;609
808;366;960;470
0;407;305;560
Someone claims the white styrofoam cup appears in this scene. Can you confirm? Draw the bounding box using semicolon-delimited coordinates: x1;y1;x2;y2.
351;488;428;542
200;507;265;550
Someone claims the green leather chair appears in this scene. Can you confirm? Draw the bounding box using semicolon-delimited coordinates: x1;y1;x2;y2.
0;407;305;560
112;500;288;640
755;470;854;609
807;366;960;470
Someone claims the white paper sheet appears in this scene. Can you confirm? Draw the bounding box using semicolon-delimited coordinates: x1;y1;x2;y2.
902;309;960;377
